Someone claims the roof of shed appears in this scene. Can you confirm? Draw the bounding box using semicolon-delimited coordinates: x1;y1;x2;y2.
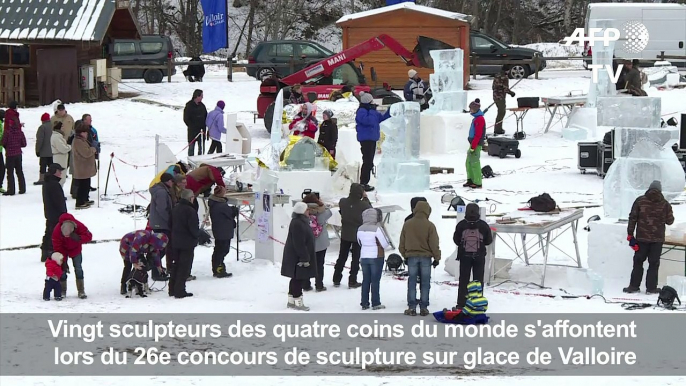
0;0;117;43
337;3;471;24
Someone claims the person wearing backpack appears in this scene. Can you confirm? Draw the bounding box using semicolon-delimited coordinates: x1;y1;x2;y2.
302;193;332;292
453;203;493;309
357;208;392;310
399;201;441;316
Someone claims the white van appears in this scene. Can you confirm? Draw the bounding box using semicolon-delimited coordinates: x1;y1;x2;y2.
583;3;686;66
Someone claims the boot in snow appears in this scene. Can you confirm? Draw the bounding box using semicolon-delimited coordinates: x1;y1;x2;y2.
420;308;430;316
76;279;87;299
404;308;417;316
33;173;44;186
293;296;310;311
60;280;67;297
287;294;295;309
462;180;473;187
646;288;660;295
348;281;362;289
186;275;197;281
120;283;127;295
623;286;640;294
372;305;386;310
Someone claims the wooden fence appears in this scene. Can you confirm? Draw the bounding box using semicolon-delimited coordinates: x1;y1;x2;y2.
0;68;25;106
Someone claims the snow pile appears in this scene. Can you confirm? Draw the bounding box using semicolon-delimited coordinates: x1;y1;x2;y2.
514;43;585;69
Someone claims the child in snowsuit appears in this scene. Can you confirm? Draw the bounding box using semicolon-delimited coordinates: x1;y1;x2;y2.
461;281;489;316
357;208;391;310
465;99;486;189
208;185;239;278
44;252;64;301
317;109;338;159
119;230;169;296
453;203;493;309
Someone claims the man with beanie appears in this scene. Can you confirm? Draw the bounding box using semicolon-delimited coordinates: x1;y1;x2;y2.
2;101;26;196
355;92;387;192
52;213;92;299
149;172;175;269
399;201;441;316
624;180;674;294
333;183;372;288
34;113;54;185
170;189;200;298
183;89;208;156
206;100;226;154
465;99;486;189
404;69;427;109
492;66;515;135
208;185;239;278
41;163;67;262
453;203;493;309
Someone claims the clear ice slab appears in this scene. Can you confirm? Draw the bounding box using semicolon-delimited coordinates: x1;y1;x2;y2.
389;102;421;159
429;71;465;93
426;91;467;114
596;97;661;128
586;20;617;108
613;127;679;158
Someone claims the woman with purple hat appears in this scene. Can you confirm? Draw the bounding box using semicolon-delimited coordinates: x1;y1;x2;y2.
206;100;227;154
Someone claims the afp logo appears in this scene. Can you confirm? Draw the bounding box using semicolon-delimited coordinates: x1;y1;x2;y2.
562;21;649;54
205;13;225;27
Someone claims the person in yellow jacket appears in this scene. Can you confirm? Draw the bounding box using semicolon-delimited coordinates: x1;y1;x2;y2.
149;162;188;188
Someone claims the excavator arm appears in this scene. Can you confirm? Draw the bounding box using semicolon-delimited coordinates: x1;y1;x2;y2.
280;34;449;85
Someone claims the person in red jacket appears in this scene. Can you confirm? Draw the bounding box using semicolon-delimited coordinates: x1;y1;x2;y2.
465;99;486;189
44;252;64;301
185;164;225;196
1;101;27;196
52;213;93;299
289;103;318;139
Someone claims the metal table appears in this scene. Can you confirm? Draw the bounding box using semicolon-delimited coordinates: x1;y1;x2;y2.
507;107;542;138
541;95;587;133
187;153;247;173
488;209;584;286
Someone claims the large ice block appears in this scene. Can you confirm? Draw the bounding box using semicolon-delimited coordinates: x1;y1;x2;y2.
389;102;421;159
613;127;679;158
426;91;468;114
586;20;617;108
395;160;430;192
596;97;661;128
563;106;597;140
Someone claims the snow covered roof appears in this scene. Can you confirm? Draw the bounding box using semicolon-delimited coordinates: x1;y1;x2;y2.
0;0;117;43
337;2;471;24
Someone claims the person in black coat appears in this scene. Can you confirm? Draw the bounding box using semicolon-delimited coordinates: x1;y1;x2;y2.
208;185;238;278
333;183;372;288
453;203;493;309
281;202;317;311
170;189;200;298
183;90;208;156
41;163;68;262
317;110;338;159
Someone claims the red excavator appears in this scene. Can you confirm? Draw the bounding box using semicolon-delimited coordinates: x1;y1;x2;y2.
257;34;453;132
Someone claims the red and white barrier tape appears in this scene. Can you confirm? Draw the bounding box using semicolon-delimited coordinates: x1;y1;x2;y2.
239;211;286;245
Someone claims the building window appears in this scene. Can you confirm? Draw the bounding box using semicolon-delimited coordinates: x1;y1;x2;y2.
140;42;163;55
0;44;30;66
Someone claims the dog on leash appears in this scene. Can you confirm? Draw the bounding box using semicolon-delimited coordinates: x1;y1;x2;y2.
126;267;149;298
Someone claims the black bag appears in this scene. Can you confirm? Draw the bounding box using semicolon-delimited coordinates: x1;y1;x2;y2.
198;229;212;246
482;165;495;178
528;193;557;212
657;285;681;309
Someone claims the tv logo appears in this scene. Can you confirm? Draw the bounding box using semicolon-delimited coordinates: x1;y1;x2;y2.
562;21;650;84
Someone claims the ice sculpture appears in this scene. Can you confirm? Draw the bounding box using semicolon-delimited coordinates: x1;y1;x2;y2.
602;97;685;219
377;102;430;192
586;19;617;108
425;48;468;114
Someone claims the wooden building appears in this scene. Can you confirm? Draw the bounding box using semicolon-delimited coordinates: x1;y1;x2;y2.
337;2;471;89
0;0;140;106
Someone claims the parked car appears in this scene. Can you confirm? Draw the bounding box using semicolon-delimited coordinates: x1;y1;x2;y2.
247;40;335;79
470;31;546;78
582;2;686;69
110;35;176;83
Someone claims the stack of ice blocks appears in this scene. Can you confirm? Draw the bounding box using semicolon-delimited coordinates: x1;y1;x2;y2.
600;96;684;219
377;102;430;192
586;20;617;108
425;48;467;114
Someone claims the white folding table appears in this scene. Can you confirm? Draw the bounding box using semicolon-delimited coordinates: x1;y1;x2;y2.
541;95;587;133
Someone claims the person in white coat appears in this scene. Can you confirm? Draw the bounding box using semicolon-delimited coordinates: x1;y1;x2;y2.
50;122;71;186
357;208;391;310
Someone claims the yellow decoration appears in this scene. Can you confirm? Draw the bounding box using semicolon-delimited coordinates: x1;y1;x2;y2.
256;135;338;171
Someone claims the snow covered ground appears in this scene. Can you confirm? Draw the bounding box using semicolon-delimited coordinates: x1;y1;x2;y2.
1;67;685;384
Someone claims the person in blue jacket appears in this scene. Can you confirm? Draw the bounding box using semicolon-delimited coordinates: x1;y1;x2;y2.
355;92;389;192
